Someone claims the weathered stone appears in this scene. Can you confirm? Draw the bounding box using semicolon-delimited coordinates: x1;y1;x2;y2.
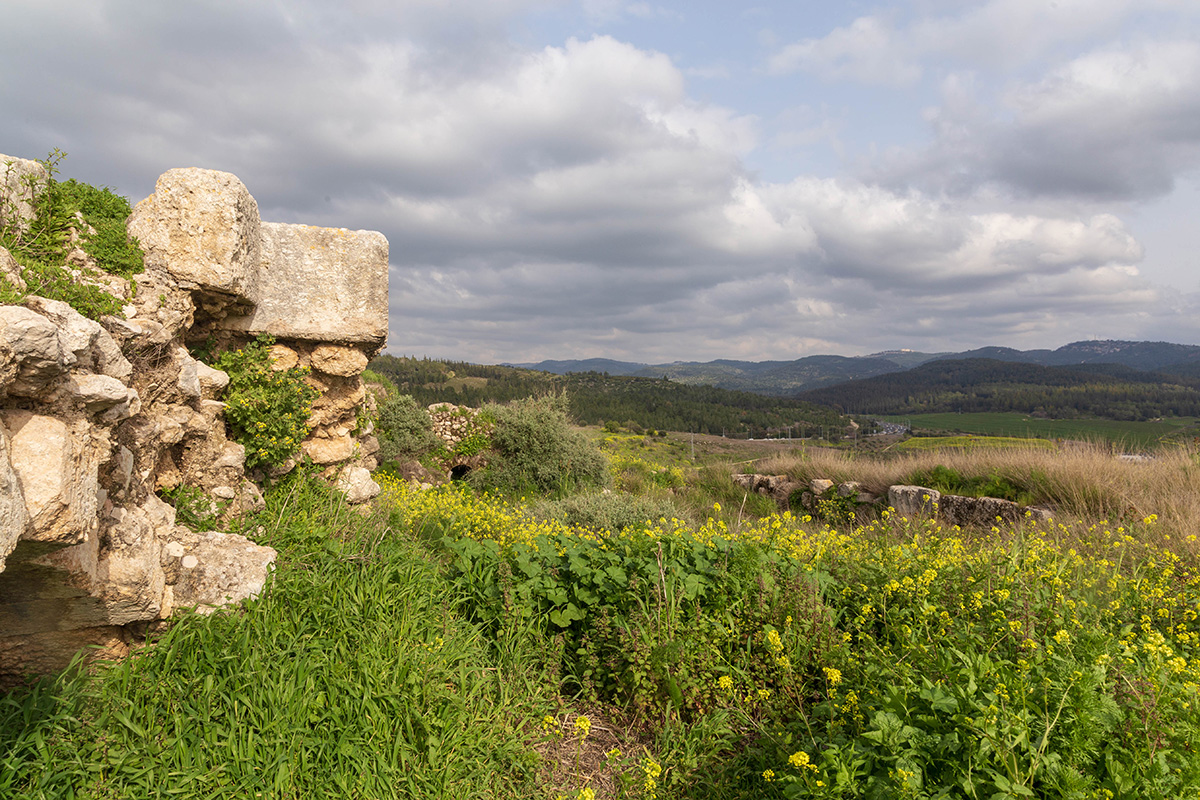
1;154;47;233
213;441;246;470
88;494;170;624
887;485;941;518
127;168;262;302
837;481;861;497
810;478;834;495
0;421;29;571
64;374;137;412
23;296;100;371
336;465;380;504
307;376;366;427
0;305;66;396
160;527;276;616
98;391;141;423
175;347;202;399
0;246;25;292
268;343;299;371
939;494;1025;529
220;222;388;346
195;362;229;398
310;344;369;377
1;411;99;548
92;327;132;383
301;433;354;464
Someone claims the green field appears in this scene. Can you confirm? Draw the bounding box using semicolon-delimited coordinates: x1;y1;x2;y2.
880;412;1200;449
890;434;1057;453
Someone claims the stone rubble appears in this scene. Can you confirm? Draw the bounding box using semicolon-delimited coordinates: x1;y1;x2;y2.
733;473;1053;527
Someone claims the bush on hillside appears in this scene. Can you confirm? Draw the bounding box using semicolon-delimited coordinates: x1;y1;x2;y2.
376;393;439;463
470;393;608;496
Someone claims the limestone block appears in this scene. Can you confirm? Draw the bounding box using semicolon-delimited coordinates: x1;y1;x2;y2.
92;495;169;624
220;222;388;346
887;485;941;518
23;296;100;371
810;478;834;495
1;153;47;233
336;465;380;504
98;391;141;424
92;327;132;383
268;343;299;371
0;421;29;572
160;527;276;615
307;376;366;427
0;246;26;292
175;347;202;399
0;305;66;396
213;441;246;470
301;433;354;464
310;344;368;377
939;495;1025;529
127;168;262;302
0;411;98;548
195;362;229;398
837;481;861;497
64;374;137;412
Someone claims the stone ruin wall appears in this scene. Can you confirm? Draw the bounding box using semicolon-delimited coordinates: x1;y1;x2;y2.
0;155;388;684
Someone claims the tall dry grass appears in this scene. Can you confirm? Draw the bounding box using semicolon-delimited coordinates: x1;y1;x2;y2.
755;443;1200;545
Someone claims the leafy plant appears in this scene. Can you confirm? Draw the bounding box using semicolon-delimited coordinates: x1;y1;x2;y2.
215;335;319;471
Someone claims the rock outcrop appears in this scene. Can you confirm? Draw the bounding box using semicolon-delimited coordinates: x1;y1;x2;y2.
0;154;389;685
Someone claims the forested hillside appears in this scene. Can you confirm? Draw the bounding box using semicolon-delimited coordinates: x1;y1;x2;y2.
369;355;848;435
796;358;1200;421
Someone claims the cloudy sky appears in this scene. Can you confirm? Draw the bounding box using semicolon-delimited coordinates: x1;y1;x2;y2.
3;0;1199;364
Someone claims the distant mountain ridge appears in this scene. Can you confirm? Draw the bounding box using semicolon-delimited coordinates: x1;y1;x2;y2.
510;340;1200;396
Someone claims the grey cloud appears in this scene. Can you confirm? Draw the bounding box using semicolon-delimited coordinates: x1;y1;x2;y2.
872;40;1200;202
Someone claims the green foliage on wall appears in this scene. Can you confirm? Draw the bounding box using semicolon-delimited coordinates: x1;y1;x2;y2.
216;335;320;471
0;150;144;319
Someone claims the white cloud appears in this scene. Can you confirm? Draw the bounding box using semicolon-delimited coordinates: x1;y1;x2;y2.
768;15;921;86
767;0;1196;85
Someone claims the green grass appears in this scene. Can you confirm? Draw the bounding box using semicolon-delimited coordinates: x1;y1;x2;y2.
0;473;549;799
882;412;1200;449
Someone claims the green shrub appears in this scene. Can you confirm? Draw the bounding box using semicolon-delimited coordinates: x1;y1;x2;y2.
216;335;319;471
470;393;609;496
376;394;439;463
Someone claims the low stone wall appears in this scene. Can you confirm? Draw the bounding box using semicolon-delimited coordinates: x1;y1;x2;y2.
0;154;388;684
732;473;1052;528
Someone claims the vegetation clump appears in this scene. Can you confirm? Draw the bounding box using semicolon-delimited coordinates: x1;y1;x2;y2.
215;335;319;471
469;393;609;496
1;150;144;319
375;393;440;464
